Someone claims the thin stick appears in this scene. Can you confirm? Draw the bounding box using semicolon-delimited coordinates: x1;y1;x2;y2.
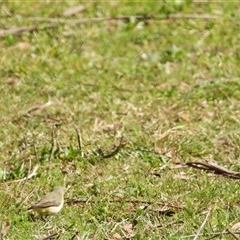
226;229;240;240
27;14;217;25
102;136;126;159
181;231;240;239
110;219;128;233
0;14;218;38
193;208;211;240
16;188;36;213
186;161;240;179
17;157;32;200
41;233;59;240
48;124;62;162
66;198;183;210
167;13;218;19
24;101;53;116
49;127;57;162
74;126;83;157
0;24;55;38
70;231;79;240
28;15;153;24
3;165;39;184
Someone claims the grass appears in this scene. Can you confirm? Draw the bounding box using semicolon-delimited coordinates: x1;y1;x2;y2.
1;1;240;239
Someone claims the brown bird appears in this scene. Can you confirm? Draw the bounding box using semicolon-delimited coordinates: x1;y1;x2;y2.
28;186;64;215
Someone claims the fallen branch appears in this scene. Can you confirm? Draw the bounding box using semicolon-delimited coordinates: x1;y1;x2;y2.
0;14;218;38
0;24;55;38
0;16;149;38
28;15;153;24
28;13;218;24
66;198;183;210
186;161;240;179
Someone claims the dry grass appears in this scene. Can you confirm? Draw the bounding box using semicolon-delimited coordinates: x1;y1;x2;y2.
1;1;240;239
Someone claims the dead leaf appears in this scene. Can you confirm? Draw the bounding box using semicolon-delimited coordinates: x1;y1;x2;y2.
178;112;190;122
101;122;123;132
93;118;123;132
123;223;133;234
6;78;21;86
113;233;122;239
9;42;31;50
231;222;240;231
24;101;53;115
63;5;85;16
1;220;10;238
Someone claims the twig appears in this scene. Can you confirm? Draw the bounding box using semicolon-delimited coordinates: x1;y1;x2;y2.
186;161;240;179
101;136;126;159
167;13;218;19
66;198;183;210
24;101;53;116
28;14;218;25
16;188;36;212
70;231;79;240
49;128;55;162
16;171;42;213
181;231;240;239
27;17;67;23
49;124;60;161
2;5;12;17
17;158;32;199
193;208;211;240
28;15;153;24
74;126;84;157
0;14;218;38
41;233;59;240
111;219;128;233
9;165;39;183
226;229;240;240
0;24;55;38
22;164;39;181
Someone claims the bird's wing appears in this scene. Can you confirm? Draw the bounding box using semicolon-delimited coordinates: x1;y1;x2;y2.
29;200;60;209
28;192;61;209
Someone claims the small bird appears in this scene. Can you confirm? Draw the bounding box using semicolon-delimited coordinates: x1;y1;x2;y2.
28;186;64;216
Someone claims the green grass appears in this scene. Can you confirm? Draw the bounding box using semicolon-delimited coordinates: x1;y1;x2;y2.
1;1;240;239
